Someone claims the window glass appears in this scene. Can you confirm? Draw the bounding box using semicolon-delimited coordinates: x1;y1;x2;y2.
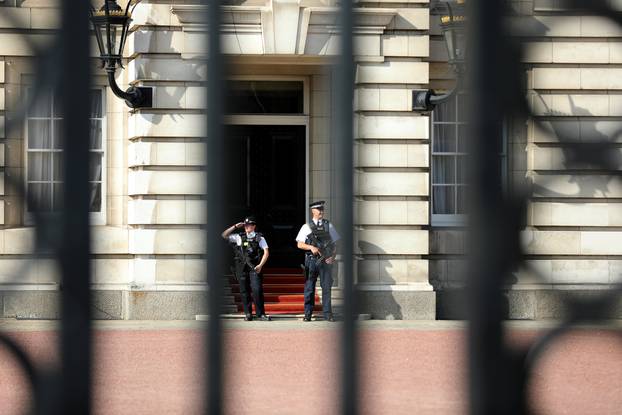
28;184;52;211
26;88;105;214
90;120;103;149
31;93;51;117
431;96;465;221
433;124;456;152
28;153;52;181
433;186;455;215
89;183;102;213
225;81;304;114
27;120;51;149
53;120;64;149
431;94;506;225
432;155;456;185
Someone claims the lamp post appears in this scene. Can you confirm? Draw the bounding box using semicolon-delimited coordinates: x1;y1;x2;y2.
412;0;466;111
90;0;152;108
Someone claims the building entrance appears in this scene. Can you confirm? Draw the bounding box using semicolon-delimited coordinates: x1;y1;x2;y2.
224;124;306;267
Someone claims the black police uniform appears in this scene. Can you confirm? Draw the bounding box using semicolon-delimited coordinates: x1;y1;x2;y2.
303;220;336;320
232;232;267;318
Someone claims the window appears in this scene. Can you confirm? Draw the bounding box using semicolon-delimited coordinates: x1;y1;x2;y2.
431;94;507;226
225;80;304;114
25;88;105;223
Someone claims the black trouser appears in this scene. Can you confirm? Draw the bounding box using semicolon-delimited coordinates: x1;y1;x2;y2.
303;255;333;317
238;265;265;316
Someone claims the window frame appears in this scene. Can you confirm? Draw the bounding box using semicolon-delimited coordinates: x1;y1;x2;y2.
24;87;107;225
430;93;507;227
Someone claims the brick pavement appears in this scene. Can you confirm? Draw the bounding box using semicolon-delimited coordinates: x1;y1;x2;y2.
0;320;620;415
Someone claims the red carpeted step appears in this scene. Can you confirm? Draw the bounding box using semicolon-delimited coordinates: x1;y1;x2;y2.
234;294;317;303
228;267;321;314
227;275;304;284
262;267;304;275
231;284;305;294
262;272;303;276
262;276;306;284
237;303;322;313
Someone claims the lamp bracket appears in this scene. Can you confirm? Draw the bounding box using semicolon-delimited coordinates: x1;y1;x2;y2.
125;86;153;109
412;80;461;112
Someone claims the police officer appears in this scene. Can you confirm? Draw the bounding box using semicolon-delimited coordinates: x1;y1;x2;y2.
222;216;271;321
296;201;340;322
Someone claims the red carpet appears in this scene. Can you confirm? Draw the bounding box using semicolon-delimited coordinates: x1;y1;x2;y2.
229;267;322;314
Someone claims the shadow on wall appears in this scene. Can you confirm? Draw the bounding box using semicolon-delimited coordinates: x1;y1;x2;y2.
357;240;403;319
532;95;622;198
136;22;204;123
428;231;514;319
517;11;622;197
510;8;622;317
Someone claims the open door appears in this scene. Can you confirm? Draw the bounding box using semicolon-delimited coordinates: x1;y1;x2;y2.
224;124;306;267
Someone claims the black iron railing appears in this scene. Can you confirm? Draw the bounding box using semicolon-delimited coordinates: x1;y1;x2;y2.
0;0;619;414
467;1;622;414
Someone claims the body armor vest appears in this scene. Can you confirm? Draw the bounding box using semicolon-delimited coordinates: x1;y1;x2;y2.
235;232;263;266
305;220;333;255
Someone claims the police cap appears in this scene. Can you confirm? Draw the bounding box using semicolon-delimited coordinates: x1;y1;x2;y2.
243;216;257;225
309;200;325;210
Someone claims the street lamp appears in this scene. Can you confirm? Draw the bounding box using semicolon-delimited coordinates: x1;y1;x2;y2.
90;0;152;108
412;0;466;111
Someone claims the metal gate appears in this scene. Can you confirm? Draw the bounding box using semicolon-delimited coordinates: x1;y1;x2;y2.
0;0;619;414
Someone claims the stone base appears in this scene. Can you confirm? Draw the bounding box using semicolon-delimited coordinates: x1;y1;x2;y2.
0;291;209;320
3;291;61;320
358;290;436;320
3;289;619;320
437;289;622;320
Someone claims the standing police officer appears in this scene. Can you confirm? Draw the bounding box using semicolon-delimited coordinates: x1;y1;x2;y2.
296;201;340;321
222;216;271;321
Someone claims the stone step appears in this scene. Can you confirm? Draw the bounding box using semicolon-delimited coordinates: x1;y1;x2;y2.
196;313;372;321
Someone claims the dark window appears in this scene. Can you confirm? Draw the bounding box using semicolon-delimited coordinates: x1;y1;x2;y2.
225;81;304;114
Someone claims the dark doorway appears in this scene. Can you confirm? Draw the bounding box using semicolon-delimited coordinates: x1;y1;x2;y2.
224;124;306;267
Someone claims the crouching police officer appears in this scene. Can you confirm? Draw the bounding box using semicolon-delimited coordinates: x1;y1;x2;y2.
296;201;340;322
222;216;271;321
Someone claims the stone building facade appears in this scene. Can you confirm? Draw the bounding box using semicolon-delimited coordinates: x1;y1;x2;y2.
0;0;620;319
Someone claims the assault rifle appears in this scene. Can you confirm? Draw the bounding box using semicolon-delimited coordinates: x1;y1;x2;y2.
306;231;336;268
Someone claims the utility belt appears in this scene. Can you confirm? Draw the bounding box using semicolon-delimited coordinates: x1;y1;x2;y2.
235;257;260;267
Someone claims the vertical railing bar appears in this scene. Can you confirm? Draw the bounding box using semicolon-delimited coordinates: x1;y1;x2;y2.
60;0;92;412
337;0;356;413
205;0;225;413
467;0;510;413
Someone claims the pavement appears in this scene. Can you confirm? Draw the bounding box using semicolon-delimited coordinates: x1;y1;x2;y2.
0;320;621;415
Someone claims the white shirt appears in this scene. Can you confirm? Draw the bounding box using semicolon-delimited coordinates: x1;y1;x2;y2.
228;233;268;250
295;219;340;243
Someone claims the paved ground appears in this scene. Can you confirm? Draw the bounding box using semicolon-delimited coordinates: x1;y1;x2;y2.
0;320;621;414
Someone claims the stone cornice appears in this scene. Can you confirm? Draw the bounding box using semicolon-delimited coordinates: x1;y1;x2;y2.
308;7;397;29
172;3;397;55
171;4;397;31
171;5;263;25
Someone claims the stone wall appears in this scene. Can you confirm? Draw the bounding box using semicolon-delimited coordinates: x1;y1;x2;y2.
0;0;436;319
430;0;622;319
7;0;621;319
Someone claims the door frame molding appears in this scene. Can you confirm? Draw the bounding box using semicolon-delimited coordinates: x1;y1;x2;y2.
224;75;311;222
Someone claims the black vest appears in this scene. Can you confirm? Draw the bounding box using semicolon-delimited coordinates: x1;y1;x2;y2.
234;232;263;266
305;220;333;253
